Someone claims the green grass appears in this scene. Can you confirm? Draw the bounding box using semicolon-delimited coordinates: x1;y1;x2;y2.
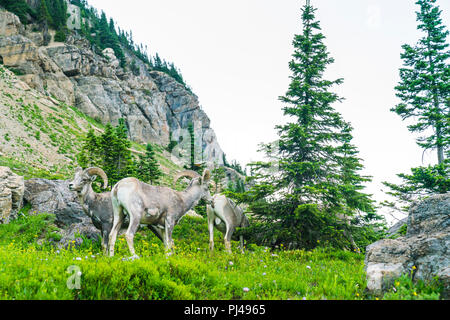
0;155;67;180
0;210;443;300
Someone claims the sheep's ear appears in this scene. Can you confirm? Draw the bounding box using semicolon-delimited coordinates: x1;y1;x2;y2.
90;175;97;182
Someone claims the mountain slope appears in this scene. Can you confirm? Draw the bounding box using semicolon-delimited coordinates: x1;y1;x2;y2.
0;6;225;170
0;64;182;182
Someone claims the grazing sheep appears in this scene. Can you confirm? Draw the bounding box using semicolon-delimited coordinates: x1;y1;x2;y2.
68;167;113;255
108;169;213;258
207;194;249;253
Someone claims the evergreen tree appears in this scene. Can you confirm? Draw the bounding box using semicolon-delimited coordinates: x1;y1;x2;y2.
96;12;114;49
78;121;136;188
136;143;162;185
77;128;100;168
211;163;226;193
188;123;195;170
37;0;52;27
392;0;449;165
47;0;67;30
97;123;119;184
112;119;135;183
0;0;35;24
244;1;377;250
383;0;450;212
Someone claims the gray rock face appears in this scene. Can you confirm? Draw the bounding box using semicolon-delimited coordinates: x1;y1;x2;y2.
0;9;225;166
365;193;450;298
23;178;103;247
57;221;100;249
23;178;85;226
386;217;408;238
0;167;25;224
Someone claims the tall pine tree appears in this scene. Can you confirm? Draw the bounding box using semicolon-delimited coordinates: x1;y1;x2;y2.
245;1;377;250
392;0;449;164
383;0;449;212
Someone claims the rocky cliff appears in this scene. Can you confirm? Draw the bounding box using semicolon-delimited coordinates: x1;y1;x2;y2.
0;8;224;167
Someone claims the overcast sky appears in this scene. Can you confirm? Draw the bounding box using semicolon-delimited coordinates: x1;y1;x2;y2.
87;0;449;224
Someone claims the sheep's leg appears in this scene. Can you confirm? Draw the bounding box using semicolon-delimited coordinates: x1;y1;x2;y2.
207;205;215;252
125;212;141;259
101;229;107;255
163;217;175;253
108;204;124;257
239;235;245;254
224;225;235;254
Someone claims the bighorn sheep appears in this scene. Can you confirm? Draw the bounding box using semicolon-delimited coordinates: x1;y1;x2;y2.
68;167;112;255
207;194;249;253
108;169;212;258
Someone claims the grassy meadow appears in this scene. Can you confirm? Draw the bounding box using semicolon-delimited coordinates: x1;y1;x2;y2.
0;210;442;300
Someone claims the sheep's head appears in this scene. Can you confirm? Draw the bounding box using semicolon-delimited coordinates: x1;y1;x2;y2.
174;169;212;204
69;167;108;194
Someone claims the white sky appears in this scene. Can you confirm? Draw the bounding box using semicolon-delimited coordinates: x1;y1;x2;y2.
87;0;450;225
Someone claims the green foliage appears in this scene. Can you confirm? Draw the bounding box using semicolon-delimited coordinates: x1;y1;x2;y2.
37;0;52;26
384;0;449;212
151;53;192;92
211;164;226;194
183;123;205;174
241;3;380;250
70;0;188;86
383;161;450;212
77;120;136;187
0;0;35;24
135;143;162;185
391;0;449;165
381;273;442;300
188;123;195;170
0;213;442;300
167;130;178;153
46;0;68;31
54;28;67;42
0;155;66;180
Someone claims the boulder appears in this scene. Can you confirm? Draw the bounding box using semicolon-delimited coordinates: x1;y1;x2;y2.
57;221;101;249
365;193;450;298
0;167;25;224
23;178;104;247
0;10;24;37
102;48;120;68
23;178;85;226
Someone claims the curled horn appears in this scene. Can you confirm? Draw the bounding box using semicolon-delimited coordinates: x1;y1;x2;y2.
173;170;200;186
84;167;108;189
202;169;211;182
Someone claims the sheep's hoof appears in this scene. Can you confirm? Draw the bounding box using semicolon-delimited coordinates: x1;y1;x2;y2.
123;254;140;261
